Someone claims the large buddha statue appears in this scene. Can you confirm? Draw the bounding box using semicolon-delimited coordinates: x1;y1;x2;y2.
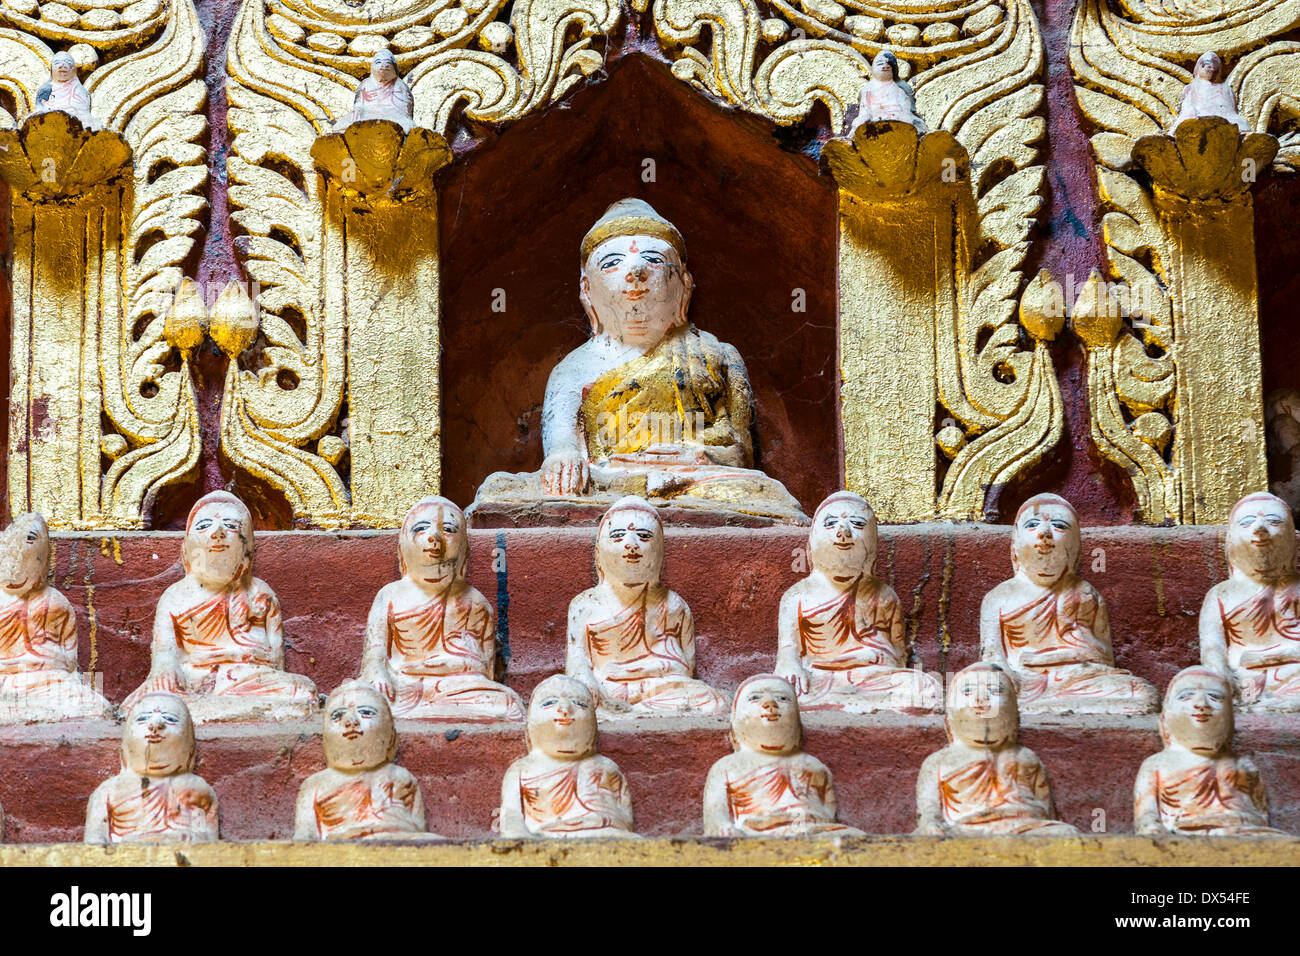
124;491;319;722
360;497;524;721
85;693;219;844
567;496;729;717
470;198;808;526
33;51;98;130
1200;492;1300;712
915;662;1078;836
704;675;863;837
295;682;438;841
980;494;1158;715
498;675;637;839
1134;667;1285;836
776;492;942;714
0;512;112;722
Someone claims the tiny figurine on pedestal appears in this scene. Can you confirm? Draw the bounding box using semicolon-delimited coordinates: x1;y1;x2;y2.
294;681;439;841
566;496;729;717
704;674;863;837
360;496;524;720
0;512;112;722
33;52;98;130
915;662;1078;836
845;51;927;136
1134;667;1286;836
471;198;807;525
334;51;414;132
498;675;637;839
776;491;941;714
980;493;1158;715
1170;52;1250;134
1200;492;1300;712
85;692;218;844
124;491;318;723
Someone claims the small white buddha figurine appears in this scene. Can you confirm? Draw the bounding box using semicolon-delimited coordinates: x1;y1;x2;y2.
32;51;98;130
704;674;863;837
85;692;219;844
845;50;927;136
334;50;414;132
360;497;524;721
1200;492;1300;712
294;681;439;841
567;495;729;717
471;198;807;525
123;491;318;722
1134;667;1285;836
498;675;637;839
1171;51;1250;134
915;662;1079;836
0;512;112;722
980;493;1158;714
776;491;941;714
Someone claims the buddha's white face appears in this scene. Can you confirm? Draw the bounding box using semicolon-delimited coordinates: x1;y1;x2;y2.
1164;672;1231;756
123;696;192;777
528;678;597;760
184;502;249;588
810;499;875;579
1013;502;1077;585
400;501;464;585
1226;496;1295;582
52;55;76;84
871;52;895;82
582;235;691;350
323;687;393;772
947;668;1018;750
1;514;48;597
597;507;663;587
1194;53;1221;82
371;56;397;84
732;678;801;756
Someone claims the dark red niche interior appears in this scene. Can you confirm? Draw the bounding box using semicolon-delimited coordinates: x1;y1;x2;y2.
436;56;841;516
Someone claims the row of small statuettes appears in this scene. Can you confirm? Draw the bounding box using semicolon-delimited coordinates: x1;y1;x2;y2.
1;486;1298;727
67;663;1287;842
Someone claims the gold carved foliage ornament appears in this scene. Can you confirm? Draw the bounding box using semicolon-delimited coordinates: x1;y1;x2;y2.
0;0;208;528
1070;0;1300;524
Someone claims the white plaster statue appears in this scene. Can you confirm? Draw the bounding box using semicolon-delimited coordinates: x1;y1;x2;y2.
846;51;927;135
1171;52;1250;134
33;52;98;130
335;51;414;132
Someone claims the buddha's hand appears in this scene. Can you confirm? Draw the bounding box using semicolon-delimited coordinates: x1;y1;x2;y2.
1241;646;1300;669
542;453;590;496
361;666;396;702
142;667;185;695
775;658;809;695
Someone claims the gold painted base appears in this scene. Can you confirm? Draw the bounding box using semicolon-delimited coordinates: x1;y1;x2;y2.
9;836;1297;867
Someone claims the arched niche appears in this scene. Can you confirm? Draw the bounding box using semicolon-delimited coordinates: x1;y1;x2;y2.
437;55;840;515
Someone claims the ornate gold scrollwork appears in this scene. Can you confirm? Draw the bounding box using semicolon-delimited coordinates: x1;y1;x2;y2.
225;0;621;527
0;0;207;528
1070;0;1299;524
650;0;1062;520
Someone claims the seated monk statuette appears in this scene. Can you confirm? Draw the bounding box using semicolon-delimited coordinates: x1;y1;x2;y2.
471;198;807;526
1171;52;1250;134
704;674;863;837
567;496;729;717
980;494;1158;715
360;497;524;721
915;662;1078;836
1134;667;1286;836
33;51;98;130
0;512;112;721
498;675;637;839
123;491;318;723
845;51;927;135
334;51;414;132
85;693;218;844
295;682;439;841
777;492;941;714
1200;492;1300;712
